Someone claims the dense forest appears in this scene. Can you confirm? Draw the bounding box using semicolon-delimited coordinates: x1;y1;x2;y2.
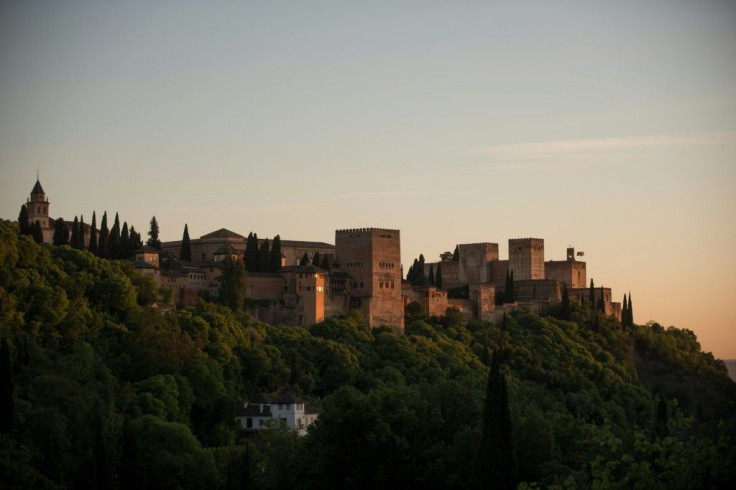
1;221;734;489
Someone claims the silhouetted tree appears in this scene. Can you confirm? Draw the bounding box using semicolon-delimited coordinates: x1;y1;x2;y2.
259;238;271;272
180;224;192;262
70;217;80;248
18;205;30;235
320;254;330;269
244;233;259;271
53;218;69;246
129;226;142;252
108;212;120;259
146;216;161;250
120;222;130;259
560;285;571;320
31;220;43;243
428;264;435;286
435;262;443;289
269;235;282;271
98;211;109;257
472;350;517;489
300;252;310;266
589;278;595;308
628;293;634;330
88;211;98;255
218;255;246;311
78;215;86;250
311;251;320;268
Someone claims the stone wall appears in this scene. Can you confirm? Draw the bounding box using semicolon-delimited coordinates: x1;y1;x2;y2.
545;260;587;289
508;238;545;280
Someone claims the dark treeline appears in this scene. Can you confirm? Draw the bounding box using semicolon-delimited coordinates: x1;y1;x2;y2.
1;221;735;489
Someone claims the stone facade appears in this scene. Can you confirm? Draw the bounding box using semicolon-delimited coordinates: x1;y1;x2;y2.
508;238;545;280
334;228;404;332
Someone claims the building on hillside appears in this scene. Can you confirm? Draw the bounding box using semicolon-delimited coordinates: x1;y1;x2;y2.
235;392;320;436
24;177;92;245
334;228;404;332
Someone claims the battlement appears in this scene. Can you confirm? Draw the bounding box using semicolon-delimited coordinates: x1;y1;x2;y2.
458;242;498;247
336;228;400;236
509;238;544;244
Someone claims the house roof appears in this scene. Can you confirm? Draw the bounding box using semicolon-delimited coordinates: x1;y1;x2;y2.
278;239;334;249
201;228;245;240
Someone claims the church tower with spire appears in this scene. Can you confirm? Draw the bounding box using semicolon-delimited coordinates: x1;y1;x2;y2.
27;176;51;241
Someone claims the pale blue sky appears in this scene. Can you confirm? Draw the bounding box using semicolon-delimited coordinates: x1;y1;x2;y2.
1;1;735;357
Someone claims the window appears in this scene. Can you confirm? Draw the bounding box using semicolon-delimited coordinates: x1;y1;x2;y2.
246;418;253;429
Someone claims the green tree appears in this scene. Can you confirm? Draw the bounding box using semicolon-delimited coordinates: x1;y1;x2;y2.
120;221;130;259
78;215;86;250
98;211;109;257
560;284;571;320
88;211;98;255
218;255;246;311
628;293;634;329
320;254;330;269
589;278;595;307
146;216;161;250
311;251;320;268
472;350;517;489
505;270;515;303
70;216;80;248
299;252;310;266
428;264;435;286
31;220;43;243
53;218;69;246
129;225;143;252
180;224;191;262
17;205;30;235
440;251;453;262
435;262;443;289
107;212;120;259
270;235;282;271
244;232;258;271
259;238;271;272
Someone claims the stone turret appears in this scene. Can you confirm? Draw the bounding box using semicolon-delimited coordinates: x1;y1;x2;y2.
27;177;50;231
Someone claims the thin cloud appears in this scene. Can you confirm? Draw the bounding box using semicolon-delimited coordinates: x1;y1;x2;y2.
465;131;735;165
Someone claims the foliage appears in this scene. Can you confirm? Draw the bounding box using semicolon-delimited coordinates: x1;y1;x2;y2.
180;224;191;262
0;221;734;488
146;216;161;250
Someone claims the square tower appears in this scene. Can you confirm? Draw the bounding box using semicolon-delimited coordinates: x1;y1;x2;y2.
508;238;545;280
458;242;499;284
334;228;403;332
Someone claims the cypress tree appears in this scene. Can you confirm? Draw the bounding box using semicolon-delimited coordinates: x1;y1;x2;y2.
78;215;86;250
452;245;459;261
270;235;282;271
435;262;443;289
628;293;634;329
622;294;628;326
129;226;143;252
146;216;161;250
259;238;271;272
320;254;329;269
18;205;30;235
561;284;571;320
120;222;130;259
428;264;435;286
53;218;69;246
0;338;13;435
107;212;120;259
70;216;80;248
299;252;310;266
589;279;595;308
244;233;258;271
218;255;246;311
472;350;517;489
98;212;109;257
88;211;98;255
32;220;44;243
311;251;320;268
180;224;192;262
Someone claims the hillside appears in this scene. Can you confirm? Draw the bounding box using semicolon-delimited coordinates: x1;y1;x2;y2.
1;221;735;489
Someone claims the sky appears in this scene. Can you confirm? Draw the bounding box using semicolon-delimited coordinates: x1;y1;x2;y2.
1;1;735;358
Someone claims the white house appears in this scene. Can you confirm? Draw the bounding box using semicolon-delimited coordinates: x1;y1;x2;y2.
235;392;319;436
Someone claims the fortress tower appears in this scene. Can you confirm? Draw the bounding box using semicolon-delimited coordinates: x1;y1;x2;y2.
508;238;545;280
334;228;403;332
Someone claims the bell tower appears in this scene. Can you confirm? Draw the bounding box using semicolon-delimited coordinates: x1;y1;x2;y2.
27;176;50;230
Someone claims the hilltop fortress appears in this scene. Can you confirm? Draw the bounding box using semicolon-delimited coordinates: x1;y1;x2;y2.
22;178;621;331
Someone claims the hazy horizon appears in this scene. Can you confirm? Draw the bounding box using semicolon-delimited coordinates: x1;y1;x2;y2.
1;1;734;357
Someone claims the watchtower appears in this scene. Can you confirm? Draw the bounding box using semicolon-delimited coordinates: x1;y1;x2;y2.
27;178;50;231
508;238;545;280
334;228;403;332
